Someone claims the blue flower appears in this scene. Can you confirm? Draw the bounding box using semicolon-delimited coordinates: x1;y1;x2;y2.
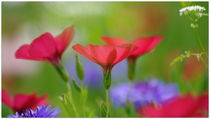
110;78;179;109
7;105;60;118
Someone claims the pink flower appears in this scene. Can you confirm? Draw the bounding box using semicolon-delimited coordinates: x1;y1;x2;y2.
72;44;134;72
138;93;208;117
15;26;74;65
2;89;48;113
102;36;163;61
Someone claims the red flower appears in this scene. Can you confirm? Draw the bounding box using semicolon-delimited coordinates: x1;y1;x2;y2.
72;44;134;72
138;93;208;117
15;26;74;65
102;36;163;60
102;36;163;80
2;89;48;113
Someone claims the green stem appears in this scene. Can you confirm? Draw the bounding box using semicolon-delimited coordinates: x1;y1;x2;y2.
81;82;87;117
103;69;112;90
185;9;207;56
193;26;208;68
66;82;78;117
194;28;207;54
128;58;137;81
105;89;110;117
52;63;78;117
60;96;72;117
125;82;134;116
53;64;69;82
102;68;112;117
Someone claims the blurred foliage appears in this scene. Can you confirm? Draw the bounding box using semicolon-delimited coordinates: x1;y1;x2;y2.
2;1;208;117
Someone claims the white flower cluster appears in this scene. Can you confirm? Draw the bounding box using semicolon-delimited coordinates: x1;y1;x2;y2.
179;5;206;16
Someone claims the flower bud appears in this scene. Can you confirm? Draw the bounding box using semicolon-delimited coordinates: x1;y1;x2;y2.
72;77;81;92
75;55;84;81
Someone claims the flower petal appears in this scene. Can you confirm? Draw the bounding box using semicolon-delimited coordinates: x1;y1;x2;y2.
2;89;14;109
56;26;74;55
114;44;134;65
72;44;97;63
29;32;57;60
139;94;208;117
73;44;134;70
89;45;116;67
101;37;128;46
131;36;163;57
15;33;58;62
13;94;47;112
197;93;208;111
15;45;47;61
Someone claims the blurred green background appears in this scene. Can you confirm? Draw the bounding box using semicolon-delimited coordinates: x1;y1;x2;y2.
2;2;208;117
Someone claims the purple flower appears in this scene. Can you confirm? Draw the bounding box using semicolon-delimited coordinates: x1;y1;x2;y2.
7;105;60;118
109;83;131;107
110;78;179;109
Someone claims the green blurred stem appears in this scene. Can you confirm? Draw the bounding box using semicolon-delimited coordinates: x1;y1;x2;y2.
105;89;110;117
127;57;137;116
185;8;207;57
80;81;87;117
103;69;112;90
66;82;78;117
53;63;78;117
53;63;69;82
193;28;208;68
128;58;137;81
125;82;134;116
60;96;72;117
194;28;207;54
102;68;112;117
125;102;132;116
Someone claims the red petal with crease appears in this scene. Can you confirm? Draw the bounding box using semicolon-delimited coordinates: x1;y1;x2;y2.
73;44;134;70
131;36;163;57
72;44;97;63
15;33;57;62
29;33;57;60
15;26;74;64
56;26;74;55
89;45;116;66
114;44;134;65
101;36;163;59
